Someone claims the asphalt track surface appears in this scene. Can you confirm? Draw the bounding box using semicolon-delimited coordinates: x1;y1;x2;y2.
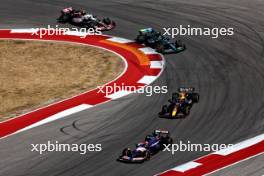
0;0;264;176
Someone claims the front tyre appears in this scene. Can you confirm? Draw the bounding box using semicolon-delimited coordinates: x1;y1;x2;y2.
57;14;70;23
155;43;165;53
161;105;168;114
172;92;179;101
136;35;145;44
122;148;132;157
145;151;151;161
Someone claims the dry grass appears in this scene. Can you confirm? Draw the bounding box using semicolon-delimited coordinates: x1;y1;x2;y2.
0;40;124;121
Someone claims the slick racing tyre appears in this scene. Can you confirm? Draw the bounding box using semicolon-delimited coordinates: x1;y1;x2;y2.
175;40;182;47
85;21;97;29
136;35;145;44
122;148;132;157
161;105;168;114
165;137;173;145
184;106;191;116
145;151;151;161
160;137;173;147
192;93;199;103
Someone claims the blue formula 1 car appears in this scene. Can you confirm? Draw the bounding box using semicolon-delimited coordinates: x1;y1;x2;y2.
136;28;186;54
117;130;173;163
145;130;173;154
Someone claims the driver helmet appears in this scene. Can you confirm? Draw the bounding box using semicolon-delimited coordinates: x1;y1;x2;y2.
81;10;86;15
179;92;186;101
152;131;159;137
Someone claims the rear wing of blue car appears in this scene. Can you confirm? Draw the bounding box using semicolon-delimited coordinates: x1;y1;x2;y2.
154;130;169;134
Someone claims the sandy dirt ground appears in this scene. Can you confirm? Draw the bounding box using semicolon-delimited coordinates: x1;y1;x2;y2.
0;40;124;121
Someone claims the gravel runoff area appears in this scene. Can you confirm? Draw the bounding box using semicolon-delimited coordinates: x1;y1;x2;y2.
0;40;124;121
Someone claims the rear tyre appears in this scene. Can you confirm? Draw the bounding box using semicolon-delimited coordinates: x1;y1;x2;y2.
145;151;151;161
161;136;173;146
192;93;199;103
183;106;191;116
175;40;182;47
168;137;173;144
103;17;111;25
164;137;173;145
111;20;116;27
86;21;97;29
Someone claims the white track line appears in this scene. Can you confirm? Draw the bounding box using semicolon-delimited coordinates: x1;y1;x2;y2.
15;104;93;134
214;133;264;156
139;47;157;54
137;75;158;84
171;162;202;172
106;37;134;43
150;61;164;69
10;29;38;33
105;90;133;99
63;30;88;37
